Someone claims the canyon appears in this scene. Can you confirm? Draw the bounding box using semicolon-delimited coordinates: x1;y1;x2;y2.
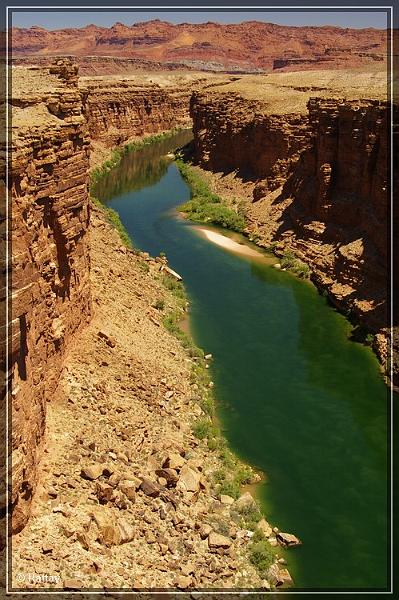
11;20;389;73
5;55;394;590
7;61;206;536
8;62;275;590
188;71;396;383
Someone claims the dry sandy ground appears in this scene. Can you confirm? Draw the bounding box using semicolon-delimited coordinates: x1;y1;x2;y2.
207;66;388;114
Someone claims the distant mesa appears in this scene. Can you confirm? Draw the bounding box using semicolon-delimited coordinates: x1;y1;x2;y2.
10;19;388;73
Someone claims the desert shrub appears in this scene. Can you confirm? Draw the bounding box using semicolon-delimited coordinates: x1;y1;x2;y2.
192;417;216;440
154;299;165;310
237;503;263;530
281;250;310;278
249;540;275;573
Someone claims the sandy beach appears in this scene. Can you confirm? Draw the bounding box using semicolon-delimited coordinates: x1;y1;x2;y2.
194;227;263;258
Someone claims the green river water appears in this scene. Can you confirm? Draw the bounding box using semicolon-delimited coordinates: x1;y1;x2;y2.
92;130;390;591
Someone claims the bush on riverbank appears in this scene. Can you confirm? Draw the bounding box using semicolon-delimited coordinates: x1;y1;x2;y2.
176;159;246;232
249;538;275;573
280;250;311;278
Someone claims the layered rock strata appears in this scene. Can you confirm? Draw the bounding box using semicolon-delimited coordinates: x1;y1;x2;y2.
11;20;388;72
190;91;396;380
7;61;206;533
8;63;92;533
80;78;192;150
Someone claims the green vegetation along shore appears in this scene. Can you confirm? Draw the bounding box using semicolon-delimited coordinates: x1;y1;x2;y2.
157;270;279;578
176;159;246;232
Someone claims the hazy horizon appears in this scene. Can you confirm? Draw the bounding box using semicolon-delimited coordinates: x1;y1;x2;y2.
10;10;389;31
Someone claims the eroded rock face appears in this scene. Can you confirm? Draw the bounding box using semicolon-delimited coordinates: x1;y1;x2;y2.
190;91;396;381
191;91;309;191
284;99;391;332
81;79;192;150
9;63;92;532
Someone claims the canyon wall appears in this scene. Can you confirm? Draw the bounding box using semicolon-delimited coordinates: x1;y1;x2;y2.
190;91;397;380
81;78;191;151
7;61;198;533
190;91;309;190
9;63;92;533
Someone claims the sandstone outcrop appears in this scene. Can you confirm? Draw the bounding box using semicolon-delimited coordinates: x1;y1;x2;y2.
12;55;201;76
8;63;92;533
190;86;396;382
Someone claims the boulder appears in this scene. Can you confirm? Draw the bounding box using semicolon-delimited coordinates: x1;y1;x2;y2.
234;491;256;511
81;464;103;480
91;507;135;546
257;518;273;538
91;507;121;546
220;494;235;506
199;524;212;539
276;532;302;547
208;532;232;549
268;536;278;547
95;482;114;504
117;518;135;544
140;478;161;497
177;465;201;493
107;472;121;487
163;453;185;470
118;480;137;502
155;468;179;487
267;563;293;587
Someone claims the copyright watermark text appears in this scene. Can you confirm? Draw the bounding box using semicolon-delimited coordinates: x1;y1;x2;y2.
16;572;61;585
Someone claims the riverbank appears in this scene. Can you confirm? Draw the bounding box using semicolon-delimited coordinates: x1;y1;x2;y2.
81;130;389;590
11;202;264;590
11;178;301;591
176;156;394;387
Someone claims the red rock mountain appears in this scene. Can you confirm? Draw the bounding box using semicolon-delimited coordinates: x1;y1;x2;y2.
11;19;388;71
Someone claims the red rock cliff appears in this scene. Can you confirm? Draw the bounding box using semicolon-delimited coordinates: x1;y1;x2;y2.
190;91;309;190
11;20;388;73
6;62;199;534
81;78;192;150
8;63;92;533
